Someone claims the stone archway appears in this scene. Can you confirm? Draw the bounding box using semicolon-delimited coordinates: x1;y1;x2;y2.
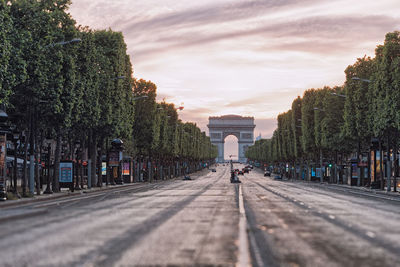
208;115;256;163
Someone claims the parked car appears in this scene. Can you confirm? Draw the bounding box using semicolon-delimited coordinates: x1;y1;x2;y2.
273;174;282;180
211;168;216;172
264;171;271;177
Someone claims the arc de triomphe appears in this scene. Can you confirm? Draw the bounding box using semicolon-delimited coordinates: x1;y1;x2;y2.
208;115;255;163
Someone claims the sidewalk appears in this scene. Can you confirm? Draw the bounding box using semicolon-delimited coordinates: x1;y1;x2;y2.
261;168;400;198
0;167;213;209
321;182;400;198
0;182;137;209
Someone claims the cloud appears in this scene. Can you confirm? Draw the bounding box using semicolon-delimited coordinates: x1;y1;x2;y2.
127;14;399;63
254;118;278;138
224;96;273;108
121;0;327;36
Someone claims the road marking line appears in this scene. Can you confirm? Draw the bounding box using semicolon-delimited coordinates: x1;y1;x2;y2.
237;184;251;267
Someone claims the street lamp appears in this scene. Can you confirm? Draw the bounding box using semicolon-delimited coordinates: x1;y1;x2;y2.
313;107;325;112
351;77;371;83
313;107;325;183
133;95;148;101
10;128;20;196
74;140;81;190
43;137;53;194
27;38;82;195
110;138;124;185
0;108;10;201
112;76;126;80
44;38;81;48
331;92;347;98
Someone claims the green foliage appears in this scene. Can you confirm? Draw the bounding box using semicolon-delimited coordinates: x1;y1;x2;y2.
132;79;157;156
246;31;400;167
300;89;317;156
320;86;345;151
370;31;400;136
343;56;375;149
0;1;14;105
291;97;302;158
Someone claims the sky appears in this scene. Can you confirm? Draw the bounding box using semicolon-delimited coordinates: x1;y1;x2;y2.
68;0;400;159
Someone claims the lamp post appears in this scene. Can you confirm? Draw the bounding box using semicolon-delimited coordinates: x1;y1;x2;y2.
28;38;81;195
110;139;124;184
351;76;394;191
351;76;372;188
43;137;52;194
11;129;20;196
74;140;81;190
313;107;325;182
0;108;10;200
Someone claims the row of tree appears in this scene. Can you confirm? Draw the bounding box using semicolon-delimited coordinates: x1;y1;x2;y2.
246;31;400;190
0;0;217;195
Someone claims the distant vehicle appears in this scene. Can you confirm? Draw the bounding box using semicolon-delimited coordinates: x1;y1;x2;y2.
264;171;271;177
273;174;282;180
211;168;216;172
243;168;249;173
238;170;244;175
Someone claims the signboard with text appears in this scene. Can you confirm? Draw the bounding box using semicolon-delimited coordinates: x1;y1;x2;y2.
102;162;107;176
108;151;119;167
122;162;130;176
59;162;73;183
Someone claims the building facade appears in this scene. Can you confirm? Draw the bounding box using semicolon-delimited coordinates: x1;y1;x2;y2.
207;115;255;163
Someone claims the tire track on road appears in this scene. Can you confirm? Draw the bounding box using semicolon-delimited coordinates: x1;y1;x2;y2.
68;167;228;266
251;180;400;257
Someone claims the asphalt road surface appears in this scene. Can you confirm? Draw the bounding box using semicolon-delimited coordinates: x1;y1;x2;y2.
0;164;399;267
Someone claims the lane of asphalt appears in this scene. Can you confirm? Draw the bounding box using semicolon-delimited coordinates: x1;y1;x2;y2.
0;170;211;222
0;165;241;266
251;180;400;257
238;167;400;266
253;167;400;203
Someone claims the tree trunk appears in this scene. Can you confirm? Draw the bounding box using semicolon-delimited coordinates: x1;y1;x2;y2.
53;127;62;192
22;130;30;194
386;133;391;192
89;131;97;187
393;131;398;192
379;138;384;190
80;138;85;189
97;139;104;187
34;133;41;195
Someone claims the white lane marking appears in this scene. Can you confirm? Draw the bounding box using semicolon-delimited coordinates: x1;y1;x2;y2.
237;184;251;267
366;231;376;238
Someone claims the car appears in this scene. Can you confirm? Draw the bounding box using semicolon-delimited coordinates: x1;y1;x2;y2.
264;171;271;177
243;168;249;173
273;174;282;180
238;170;244;175
211;168;216;172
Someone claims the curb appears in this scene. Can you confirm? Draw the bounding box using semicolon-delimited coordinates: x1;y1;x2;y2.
0;183;137;209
